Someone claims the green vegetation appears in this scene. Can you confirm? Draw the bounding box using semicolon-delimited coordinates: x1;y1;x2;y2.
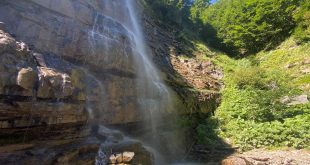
293;0;310;43
200;0;301;55
146;0;309;55
198;39;310;150
143;0;193;28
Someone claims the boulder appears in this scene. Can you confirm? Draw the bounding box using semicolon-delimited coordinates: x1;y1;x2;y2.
108;152;135;164
222;157;252;165
115;153;123;163
109;154;117;164
287;95;309;106
17;67;38;90
98;126;154;165
123;152;135;163
37;67;73;99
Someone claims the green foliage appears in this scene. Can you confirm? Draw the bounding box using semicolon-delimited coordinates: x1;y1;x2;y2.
196;38;310;150
196;117;221;146
199;0;301;55
218;64;302;121
145;0;308;55
221;114;310;150
257;38;310;92
212;51;310;150
144;0;193;28
190;0;210;21
293;0;310;43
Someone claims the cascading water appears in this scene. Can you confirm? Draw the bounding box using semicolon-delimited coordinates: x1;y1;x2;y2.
125;0;171;134
88;0;184;164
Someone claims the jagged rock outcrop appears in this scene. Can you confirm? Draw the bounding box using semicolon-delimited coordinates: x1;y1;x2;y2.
0;28;96;137
0;26;101;164
142;11;223;114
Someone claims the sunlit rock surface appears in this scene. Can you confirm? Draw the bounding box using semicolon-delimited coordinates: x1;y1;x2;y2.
0;28;95;141
0;27;100;163
0;0;141;124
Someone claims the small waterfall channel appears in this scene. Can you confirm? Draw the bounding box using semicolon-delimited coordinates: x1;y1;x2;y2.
87;0;183;164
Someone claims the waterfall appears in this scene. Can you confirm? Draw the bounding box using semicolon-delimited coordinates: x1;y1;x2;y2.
124;2;173;164
88;0;181;164
125;0;171;127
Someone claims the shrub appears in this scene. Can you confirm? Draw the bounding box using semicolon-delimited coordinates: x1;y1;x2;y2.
293;0;310;43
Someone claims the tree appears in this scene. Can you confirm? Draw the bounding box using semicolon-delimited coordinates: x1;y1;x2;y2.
190;0;210;21
293;0;310;43
199;0;301;55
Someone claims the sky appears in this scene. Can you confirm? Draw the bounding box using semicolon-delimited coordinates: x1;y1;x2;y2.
210;0;217;4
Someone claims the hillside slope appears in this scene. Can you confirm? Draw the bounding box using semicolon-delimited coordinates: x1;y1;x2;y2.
215;38;309;150
178;35;310;164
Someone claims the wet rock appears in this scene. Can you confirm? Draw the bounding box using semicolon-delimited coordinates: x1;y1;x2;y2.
0;29;16;54
115;153;123;163
32;52;47;67
109;154;118;164
0;22;5;30
0;0;135;74
70;69;88;101
0;144;34;153
108;152;135;164
38;67;73;99
17;67;38;90
123;152;135;163
0;28;92;148
71;69;86;90
0;138;100;165
103;142;152;165
222;157;251;165
0;30;38;96
98;126;153;165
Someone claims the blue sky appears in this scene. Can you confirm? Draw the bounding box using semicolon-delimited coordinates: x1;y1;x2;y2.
210;0;217;4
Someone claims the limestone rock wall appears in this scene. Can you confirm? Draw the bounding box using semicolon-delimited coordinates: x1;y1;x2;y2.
0;0;144;124
0;28;96;141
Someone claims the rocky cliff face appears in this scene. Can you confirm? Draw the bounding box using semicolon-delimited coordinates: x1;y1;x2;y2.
0;25;101;164
0;0;222;164
0;0;221;124
0;28;93;139
0;0;144;125
142;11;222;114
